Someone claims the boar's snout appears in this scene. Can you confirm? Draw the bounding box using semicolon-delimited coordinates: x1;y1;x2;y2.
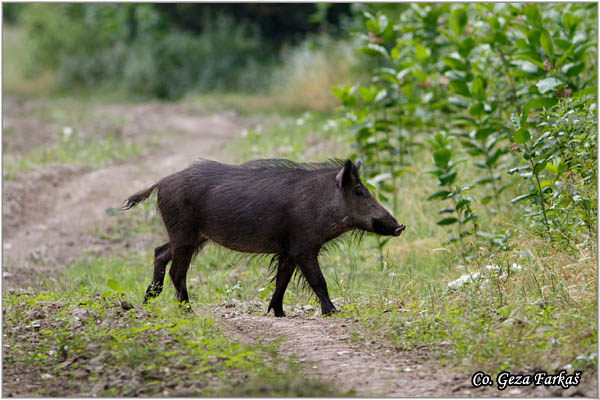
372;214;406;237
394;224;406;236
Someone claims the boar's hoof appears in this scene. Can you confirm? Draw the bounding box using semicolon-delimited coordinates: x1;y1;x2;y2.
274;310;286;318
322;307;338;316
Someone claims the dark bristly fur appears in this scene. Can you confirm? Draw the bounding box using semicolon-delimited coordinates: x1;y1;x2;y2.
122;158;405;317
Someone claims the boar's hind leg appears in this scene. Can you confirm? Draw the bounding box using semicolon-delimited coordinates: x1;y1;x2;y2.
169;245;197;304
297;253;337;316
268;254;295;317
144;242;172;303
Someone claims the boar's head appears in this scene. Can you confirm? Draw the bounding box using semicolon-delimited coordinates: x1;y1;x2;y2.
336;159;405;237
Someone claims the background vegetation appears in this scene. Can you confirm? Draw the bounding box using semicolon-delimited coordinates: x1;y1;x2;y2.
3;2;597;396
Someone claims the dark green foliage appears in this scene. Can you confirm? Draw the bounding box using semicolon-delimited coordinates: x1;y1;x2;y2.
510;95;597;245
333;3;597;254
15;3;352;99
425;132;478;257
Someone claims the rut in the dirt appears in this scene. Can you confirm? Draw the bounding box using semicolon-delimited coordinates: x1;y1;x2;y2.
215;302;591;398
216;304;476;397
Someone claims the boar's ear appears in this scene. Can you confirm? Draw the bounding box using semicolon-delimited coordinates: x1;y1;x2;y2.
336;159;354;189
354;159;362;172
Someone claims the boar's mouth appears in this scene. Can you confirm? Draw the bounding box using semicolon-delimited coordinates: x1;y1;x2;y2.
372;218;405;237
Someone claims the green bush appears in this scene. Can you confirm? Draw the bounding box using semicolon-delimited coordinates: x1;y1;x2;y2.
510;95;597;245
19;4;273;99
332;3;597;253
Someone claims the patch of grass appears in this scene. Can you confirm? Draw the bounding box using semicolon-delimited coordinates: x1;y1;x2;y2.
231;111;351;162
2;94;164;179
2;252;344;397
3;127;140;179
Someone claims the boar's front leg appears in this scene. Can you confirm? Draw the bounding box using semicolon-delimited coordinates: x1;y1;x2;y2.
297;252;337;316
268;254;295;317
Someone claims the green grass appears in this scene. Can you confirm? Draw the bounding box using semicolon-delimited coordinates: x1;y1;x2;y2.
3;129;140;179
2;281;340;397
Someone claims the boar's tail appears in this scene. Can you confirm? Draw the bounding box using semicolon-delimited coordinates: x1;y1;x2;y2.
121;183;158;210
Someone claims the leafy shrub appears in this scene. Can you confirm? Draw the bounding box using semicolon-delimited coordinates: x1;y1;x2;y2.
332;3;597;254
510;94;597;246
19;4;273;99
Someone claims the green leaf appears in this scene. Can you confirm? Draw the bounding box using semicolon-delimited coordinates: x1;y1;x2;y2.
360;44;389;59
427;190;451;201
536;78;563;94
415;44;429;61
545;163;558;174
331;86;345;99
473;177;495;186
510;193;536;204
471;76;484;100
438;207;456;214
521;97;558;122
515;54;545;70
475;127;495;141
449;8;467;36
539;29;554;57
450;80;471;97
533;160;547;174
524;5;542;27
562;12;576;32
515;38;529;50
377;14;389;33
485;148;502;167
565;62;584;77
442;56;467;71
455;199;470;210
462;214;477;224
439;170;457;186
458;37;475;58
437;217;458;226
107;279;121;292
412;68;427;83
359;87;375;102
433;148;452;167
556;42;577;68
513;129;531;144
366;19;379;34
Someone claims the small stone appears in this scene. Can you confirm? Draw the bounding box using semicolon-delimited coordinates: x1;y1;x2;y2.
120;301;134;311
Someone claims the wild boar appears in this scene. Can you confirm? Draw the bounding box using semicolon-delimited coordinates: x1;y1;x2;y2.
122;158;405;316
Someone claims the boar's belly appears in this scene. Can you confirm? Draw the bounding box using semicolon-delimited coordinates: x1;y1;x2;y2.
207;232;281;254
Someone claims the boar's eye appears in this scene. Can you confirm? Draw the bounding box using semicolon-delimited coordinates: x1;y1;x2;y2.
354;186;363;196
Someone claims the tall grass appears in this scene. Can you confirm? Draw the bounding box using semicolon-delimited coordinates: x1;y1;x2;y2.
269;35;366;112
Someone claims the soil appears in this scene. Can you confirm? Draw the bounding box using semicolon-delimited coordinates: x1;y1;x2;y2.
2;96;596;397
